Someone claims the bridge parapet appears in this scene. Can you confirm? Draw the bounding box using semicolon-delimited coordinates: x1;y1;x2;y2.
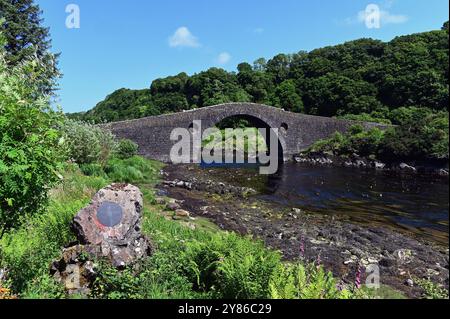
104;103;387;162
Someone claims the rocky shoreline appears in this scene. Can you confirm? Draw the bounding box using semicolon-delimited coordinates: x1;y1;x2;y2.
294;152;449;177
157;164;449;299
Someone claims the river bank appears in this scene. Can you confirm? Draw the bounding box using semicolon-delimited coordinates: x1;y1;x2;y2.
158;164;449;299
294;152;449;177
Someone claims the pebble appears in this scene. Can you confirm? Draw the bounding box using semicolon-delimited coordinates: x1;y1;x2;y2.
173;209;190;219
166;202;181;211
155;197;166;205
405;279;414;287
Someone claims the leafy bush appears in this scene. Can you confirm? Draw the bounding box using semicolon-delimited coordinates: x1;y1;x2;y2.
414;278;449;299
307;125;385;158
61;119;117;165
182;232;281;299
308;109;449;163
0;33;66;235
380;111;449;161
79;163;106;178
269;263;353;299
20;273;65;299
104;156;162;184
91;256;199;299
388;106;434;126
115;139;139;159
339;113;392;125
0;164;108;293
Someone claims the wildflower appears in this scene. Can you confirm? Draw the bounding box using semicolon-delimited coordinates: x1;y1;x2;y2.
316;253;322;268
299;236;305;259
355;265;362;289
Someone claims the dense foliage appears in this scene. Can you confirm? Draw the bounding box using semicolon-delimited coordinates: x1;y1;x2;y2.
115;139;139;159
307;108;449;163
61;119;117;165
0;34;65;235
70;22;448;125
0;0;59;94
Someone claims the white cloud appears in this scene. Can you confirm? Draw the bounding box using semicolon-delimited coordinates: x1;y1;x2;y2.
216;52;231;65
168;27;200;48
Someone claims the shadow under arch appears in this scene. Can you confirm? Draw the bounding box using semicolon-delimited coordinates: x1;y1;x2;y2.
200;113;286;169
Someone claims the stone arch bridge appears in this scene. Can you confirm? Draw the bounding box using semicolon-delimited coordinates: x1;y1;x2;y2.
105;103;383;162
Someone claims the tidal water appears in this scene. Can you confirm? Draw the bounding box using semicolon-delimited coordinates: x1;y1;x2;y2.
215;163;449;244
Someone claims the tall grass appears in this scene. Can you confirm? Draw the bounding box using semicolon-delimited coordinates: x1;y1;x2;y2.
2;156;359;299
0;157;162;297
0;164;108;294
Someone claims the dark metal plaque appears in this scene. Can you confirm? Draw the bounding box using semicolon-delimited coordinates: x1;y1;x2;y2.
96;202;123;227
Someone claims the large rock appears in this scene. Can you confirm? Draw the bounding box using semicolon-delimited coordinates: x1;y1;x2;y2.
51;183;152;295
50;245;97;296
71;183;152;268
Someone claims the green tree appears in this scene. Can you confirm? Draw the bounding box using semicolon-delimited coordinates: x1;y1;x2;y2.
0;0;59;94
237;62;274;104
272;79;303;112
253;57;267;71
83;88;155;123
187;68;250;107
380;110;449;161
0;33;65;236
266;54;292;84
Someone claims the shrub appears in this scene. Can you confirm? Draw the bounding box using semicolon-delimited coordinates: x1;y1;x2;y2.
269;263;353;299
346;126;385;157
388;106;434;126
0;33;66;235
339;113;392;125
379;111;449;161
414;278;449;299
104;156;161;184
20;273;65;299
307;125;385;158
307;111;449;163
91;256;200;299
79;163;106;178
0;164;107;293
182;232;281;299
115;139;139;159
61;119;117;165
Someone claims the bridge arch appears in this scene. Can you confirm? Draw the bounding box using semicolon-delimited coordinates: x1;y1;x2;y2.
105;102;386;164
198;113;287;162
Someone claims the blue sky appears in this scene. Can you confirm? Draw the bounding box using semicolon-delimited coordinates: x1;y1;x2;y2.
36;0;449;113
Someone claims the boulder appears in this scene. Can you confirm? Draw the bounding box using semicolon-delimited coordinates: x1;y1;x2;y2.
71;183;152;268
50;245;97;295
154;197;166;205
399;163;416;172
52;183;153;295
173;209;190;220
373;161;386;169
438;169;449;176
166;201;182;211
